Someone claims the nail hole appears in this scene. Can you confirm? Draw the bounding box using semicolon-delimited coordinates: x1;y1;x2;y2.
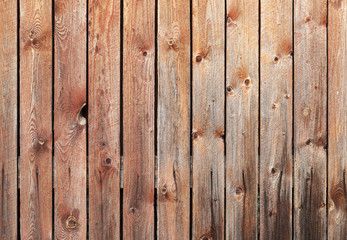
196;55;202;62
77;103;87;125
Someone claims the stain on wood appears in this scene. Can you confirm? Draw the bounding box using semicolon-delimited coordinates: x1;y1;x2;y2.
294;0;327;238
0;0;18;239
260;0;293;239
20;0;53;239
226;0;259;239
328;0;347;238
88;0;121;239
123;0;155;238
192;0;225;239
54;0;87;239
157;0;190;238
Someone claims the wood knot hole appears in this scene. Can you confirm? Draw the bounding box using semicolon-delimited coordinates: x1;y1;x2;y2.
77;103;87;125
143;51;147;56
273;56;279;63
235;187;243;195
244;78;251;86
196;55;202;62
66;215;77;229
161;186;167;195
227;17;232;23
271;168;276;174
105;158;111;164
168;39;174;46
38;138;45;145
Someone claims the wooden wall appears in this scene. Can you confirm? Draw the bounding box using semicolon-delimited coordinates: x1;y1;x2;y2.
0;0;346;239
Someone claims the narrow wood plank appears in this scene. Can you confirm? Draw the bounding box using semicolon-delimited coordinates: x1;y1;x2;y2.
0;0;17;239
226;0;259;239
260;0;293;239
20;0;52;238
328;0;347;238
88;0;121;239
192;0;225;238
294;0;327;239
157;0;190;238
54;0;87;238
123;0;155;238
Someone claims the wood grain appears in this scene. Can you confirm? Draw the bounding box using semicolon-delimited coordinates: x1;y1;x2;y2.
294;0;327;239
226;0;259;239
192;0;225;239
123;0;155;238
328;0;347;238
157;0;190;238
260;0;293;239
88;0;121;239
54;0;87;239
0;0;17;239
20;0;52;239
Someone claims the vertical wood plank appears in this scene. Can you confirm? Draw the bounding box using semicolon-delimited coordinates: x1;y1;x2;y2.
225;0;259;239
328;0;347;238
54;0;87;238
294;0;327;238
20;0;52;238
157;0;190;238
192;0;225;238
0;0;17;239
88;0;121;239
260;0;293;239
123;0;155;238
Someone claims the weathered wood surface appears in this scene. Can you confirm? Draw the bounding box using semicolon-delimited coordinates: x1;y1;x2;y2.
20;0;53;239
328;0;347;238
226;0;259;239
260;0;293;239
294;0;327;239
123;0;155;238
0;0;17;239
192;0;225;239
88;0;121;239
54;0;87;239
157;0;190;238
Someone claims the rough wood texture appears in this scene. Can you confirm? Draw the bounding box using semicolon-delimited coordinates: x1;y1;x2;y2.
88;0;121;239
157;0;190;238
226;0;259;239
0;0;17;239
260;0;293;239
54;0;87;239
328;0;347;238
192;0;225;239
294;0;327;239
123;0;155;238
20;0;52;238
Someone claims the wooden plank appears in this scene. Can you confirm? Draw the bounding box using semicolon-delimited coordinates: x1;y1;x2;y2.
225;0;259;239
54;0;87;238
192;0;225;238
294;0;327;239
123;0;155;238
157;0;190;238
328;0;347;238
19;0;52;238
0;0;17;239
260;0;293;239
88;0;121;239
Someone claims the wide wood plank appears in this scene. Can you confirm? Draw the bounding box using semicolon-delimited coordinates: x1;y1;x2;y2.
20;0;52;238
0;0;17;239
294;0;327;238
192;0;225;239
123;0;155;238
328;0;347;238
260;0;293;239
157;0;190;238
225;0;259;239
88;0;121;239
54;0;87;238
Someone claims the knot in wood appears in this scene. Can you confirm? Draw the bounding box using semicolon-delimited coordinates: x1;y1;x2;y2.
38;138;45;145
196;55;202;62
66;215;77;229
244;78;251;87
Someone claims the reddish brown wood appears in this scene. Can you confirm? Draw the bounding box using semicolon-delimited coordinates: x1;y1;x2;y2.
0;1;18;239
20;0;53;239
54;0;87;239
260;0;293;239
192;0;225;239
226;0;259;239
123;0;155;238
88;0;121;239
